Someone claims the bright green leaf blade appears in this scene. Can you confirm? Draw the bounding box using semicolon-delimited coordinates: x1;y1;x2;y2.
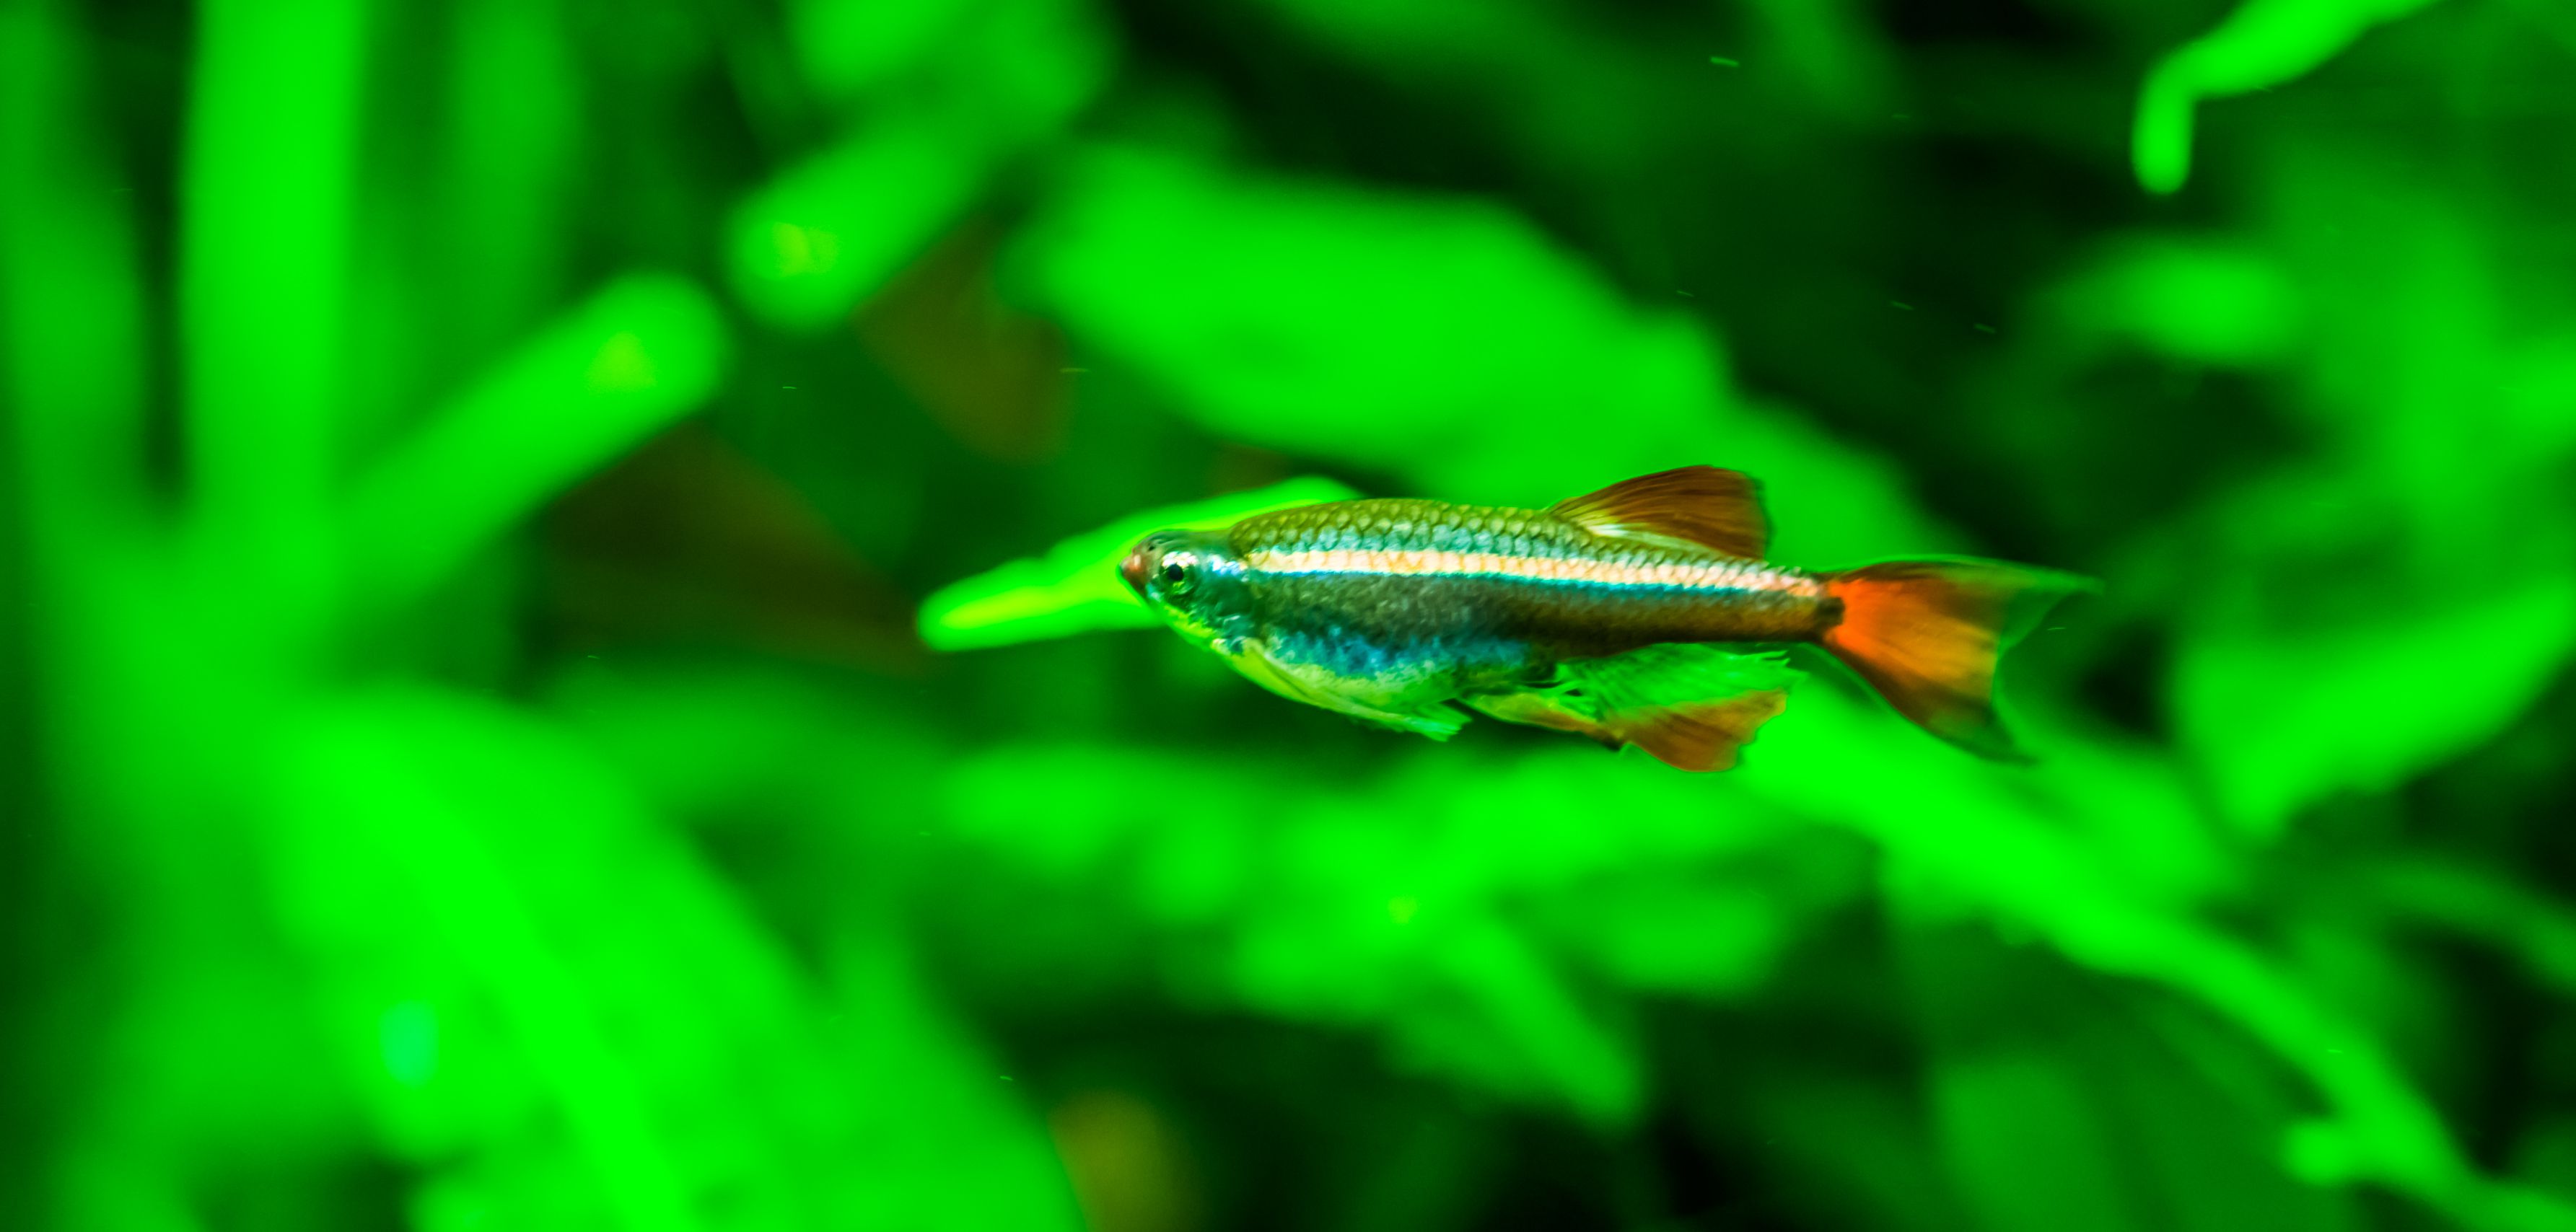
2133;0;2445;194
728;122;987;331
2049;237;2302;366
1907;930;2362;1232
787;0;978;105
343;273;730;610
731;0;1109;329
0;1;149;555
279;689;1086;1232
1015;144;1940;563
917;477;1360;651
180;0;368;604
2176;571;2576;835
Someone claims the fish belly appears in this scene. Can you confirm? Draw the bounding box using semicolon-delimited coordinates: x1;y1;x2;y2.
1246;572;1538;709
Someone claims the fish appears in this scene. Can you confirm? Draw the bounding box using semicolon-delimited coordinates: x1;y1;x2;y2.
1116;466;2090;770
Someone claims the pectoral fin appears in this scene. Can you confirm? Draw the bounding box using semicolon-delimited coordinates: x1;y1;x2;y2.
1464;644;1802;770
1225;640;1469;740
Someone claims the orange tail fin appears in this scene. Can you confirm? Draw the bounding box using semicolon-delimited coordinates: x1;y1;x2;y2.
1818;559;2089;761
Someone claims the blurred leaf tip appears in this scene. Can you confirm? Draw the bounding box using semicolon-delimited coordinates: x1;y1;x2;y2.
917;478;1359;651
348;273;730;609
2133;0;2445;193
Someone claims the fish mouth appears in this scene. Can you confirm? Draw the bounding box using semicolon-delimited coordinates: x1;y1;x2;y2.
1118;542;1152;594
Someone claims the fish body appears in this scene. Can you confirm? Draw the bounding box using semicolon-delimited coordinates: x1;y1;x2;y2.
1119;467;2085;770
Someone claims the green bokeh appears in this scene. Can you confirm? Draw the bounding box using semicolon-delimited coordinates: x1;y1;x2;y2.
6;0;2576;1229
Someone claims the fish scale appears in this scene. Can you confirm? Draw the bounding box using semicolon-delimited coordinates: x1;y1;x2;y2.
1228;498;1830;658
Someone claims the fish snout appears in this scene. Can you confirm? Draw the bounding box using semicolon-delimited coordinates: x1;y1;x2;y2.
1118;542;1154;594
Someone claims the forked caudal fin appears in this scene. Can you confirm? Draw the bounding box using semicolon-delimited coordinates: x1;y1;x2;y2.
1819;559;2093;762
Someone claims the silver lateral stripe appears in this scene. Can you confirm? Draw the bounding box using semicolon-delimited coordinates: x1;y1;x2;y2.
1244;547;1797;591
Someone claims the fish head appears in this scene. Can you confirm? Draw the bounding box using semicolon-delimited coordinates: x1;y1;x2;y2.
1119;529;1253;647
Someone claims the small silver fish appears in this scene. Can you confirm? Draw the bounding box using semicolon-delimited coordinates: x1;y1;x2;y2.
1118;466;2087;770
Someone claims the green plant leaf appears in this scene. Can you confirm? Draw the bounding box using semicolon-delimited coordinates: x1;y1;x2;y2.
918;477;1360;651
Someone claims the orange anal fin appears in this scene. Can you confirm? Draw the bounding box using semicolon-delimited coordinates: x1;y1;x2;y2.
1464;686;1789;771
1461;691;1624;747
1549;465;1769;560
1607;690;1788;773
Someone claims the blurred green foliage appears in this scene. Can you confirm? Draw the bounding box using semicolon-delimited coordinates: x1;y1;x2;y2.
6;0;2576;1229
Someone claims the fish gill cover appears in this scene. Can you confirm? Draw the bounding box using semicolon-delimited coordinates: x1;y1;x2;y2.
4;0;2575;1230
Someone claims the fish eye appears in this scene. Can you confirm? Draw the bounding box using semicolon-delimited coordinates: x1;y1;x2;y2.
1161;562;1186;584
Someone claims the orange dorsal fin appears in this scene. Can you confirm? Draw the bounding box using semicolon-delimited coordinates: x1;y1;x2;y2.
1549;466;1768;560
1614;690;1789;772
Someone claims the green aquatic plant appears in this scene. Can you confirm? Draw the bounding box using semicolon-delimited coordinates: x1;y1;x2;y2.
919;478;1359;650
6;0;2576;1228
